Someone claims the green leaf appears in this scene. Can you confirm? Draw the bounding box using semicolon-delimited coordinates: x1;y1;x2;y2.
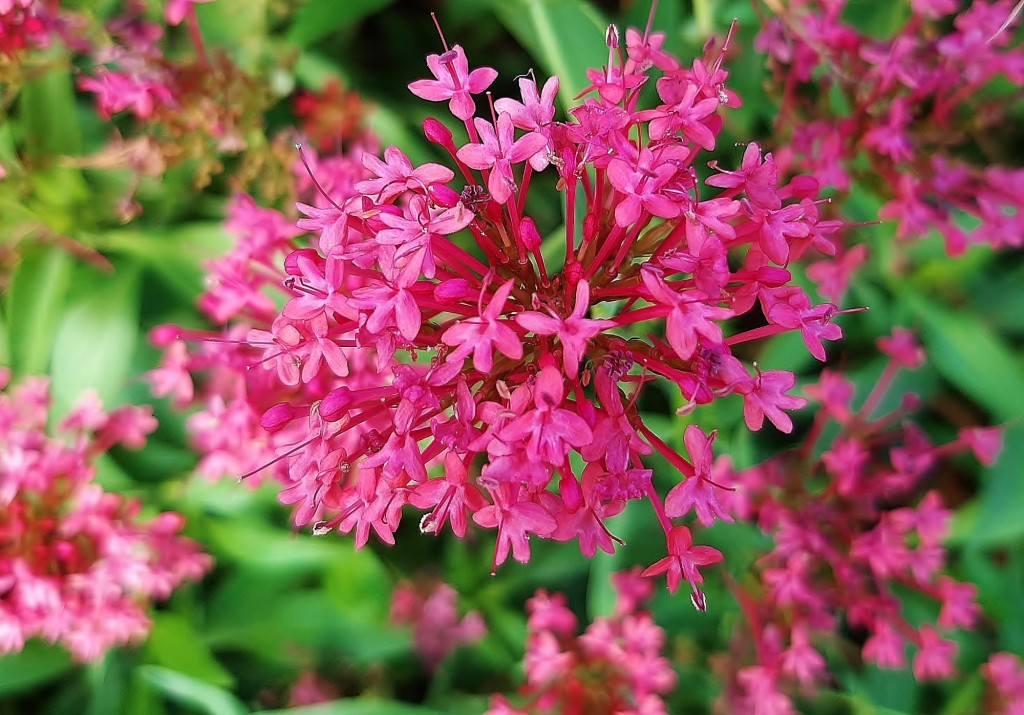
5;244;73;377
0;310;9;366
144;613;235;689
901;289;1024;423
960;422;1024;546
0;640;73;695
19;66;82;158
204;516;341;571
288;0;396;46
140;666;248;715
492;0;609;111
262;700;445;715
50;264;140;415
90;223;231;302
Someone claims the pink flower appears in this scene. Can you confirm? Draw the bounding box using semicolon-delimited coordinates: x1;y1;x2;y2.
456;114;547;204
500;364;593;465
642;525;723;607
515;280;612;378
473;485;557;572
664;425;733;526
390;579;485;667
408;44;497;121
164;0;215;26
161;17;844;602
442;279;523;373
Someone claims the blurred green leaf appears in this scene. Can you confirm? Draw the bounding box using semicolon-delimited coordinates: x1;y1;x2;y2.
85;650;132;715
145;613;235;688
194;0;269;70
288;0;396;47
50;264;140;415
959;422;1024;546
492;0;608;111
263;700;444;715
0;311;9;366
901;290;1024;423
91;223;230;301
0;641;73;696
5;244;73;377
323;548;391;623
19;66;81;158
205;516;340;571
140;666;248;715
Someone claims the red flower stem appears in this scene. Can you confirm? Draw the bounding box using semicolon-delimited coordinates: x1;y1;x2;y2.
638;421;696;479
610;304;669;326
581;223;627;279
643;476;674;533
725;323;788;346
857;360;899;421
605;216;652;278
433;235;490;276
517;163;534;217
186;6;210;68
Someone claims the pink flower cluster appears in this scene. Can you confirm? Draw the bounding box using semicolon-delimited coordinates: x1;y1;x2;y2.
73;0;273;207
0;0;53;56
390;579;486;667
486;568;675;715
715;329;1002;713
160;15;848;605
985;652;1024;715
0;369;210;660
757;0;1024;255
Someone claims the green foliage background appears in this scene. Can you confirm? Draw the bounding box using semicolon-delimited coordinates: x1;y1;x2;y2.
0;0;1022;713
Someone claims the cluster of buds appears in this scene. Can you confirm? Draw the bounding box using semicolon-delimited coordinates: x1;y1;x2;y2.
756;0;1024;255
159;9;851;607
0;369;210;661
487;568;675;714
714;329;1002;712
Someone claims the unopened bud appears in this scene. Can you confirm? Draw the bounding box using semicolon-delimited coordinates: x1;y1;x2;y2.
605;24;619;49
149;324;181;347
789;174;820;198
319;387;353;422
434;278;471;300
260;403;303;432
423;117;455;151
520;216;542;252
429;183;461;208
284;248;323;277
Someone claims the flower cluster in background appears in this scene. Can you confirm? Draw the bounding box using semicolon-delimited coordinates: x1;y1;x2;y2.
715;329;1002;712
0;369;209;660
390;578;486;667
0;0;1019;713
758;0;1024;255
487;568;675;714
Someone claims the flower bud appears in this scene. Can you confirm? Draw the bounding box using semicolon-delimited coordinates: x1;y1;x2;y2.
429;183;461;208
149;324;181;347
261;402;303;432
435;278;471;301
789;174;820;198
319;387;353;423
423;117;455;151
520;216;542;252
606;24;619;49
284;248;323;277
